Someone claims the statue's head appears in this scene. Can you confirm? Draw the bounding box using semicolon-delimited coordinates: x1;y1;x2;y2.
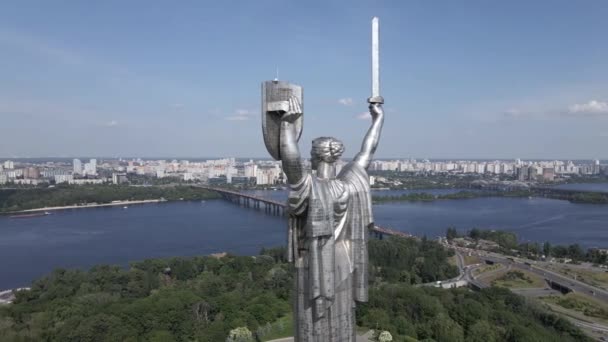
311;137;344;170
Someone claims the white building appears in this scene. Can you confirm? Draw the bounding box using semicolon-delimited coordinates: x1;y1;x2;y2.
55;174;74;184
244;162;258;178
83;159;97;176
71;179;104;185
3;160;14;169
73;159;82;175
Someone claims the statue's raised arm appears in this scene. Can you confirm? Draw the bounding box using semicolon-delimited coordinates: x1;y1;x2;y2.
261;80;305;186
278;97;305;185
353;103;384;170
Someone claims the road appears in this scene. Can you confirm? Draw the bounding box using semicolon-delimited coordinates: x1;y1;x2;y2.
480;252;608;305
448;247;608;339
511;288;561;297
446;243;608;304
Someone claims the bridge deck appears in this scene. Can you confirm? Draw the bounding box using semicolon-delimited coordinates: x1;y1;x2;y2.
202;186;412;239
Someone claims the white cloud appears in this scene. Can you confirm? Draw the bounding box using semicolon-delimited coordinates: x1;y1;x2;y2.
338;98;353;106
235;109;253;116
502;108;524;118
226;116;250;121
226;109;255;121
0;29;84;66
356;112;370;120
104;120;118;127
568;100;608;115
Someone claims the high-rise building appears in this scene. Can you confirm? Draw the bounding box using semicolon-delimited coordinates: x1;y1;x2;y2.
23;167;40;179
244;162;258;178
594;159;601;175
73;159;82;175
112;173;128;184
542;168;555;182
3;160;14;169
83;159;97;176
517;166;529;181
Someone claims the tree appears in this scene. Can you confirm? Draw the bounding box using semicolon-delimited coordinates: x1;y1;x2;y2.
430;312;464;342
226;327;254;342
378;330;393;342
446;227;458;241
543;241;552;258
568;244;584;261
469;228;481;241
467;320;497;342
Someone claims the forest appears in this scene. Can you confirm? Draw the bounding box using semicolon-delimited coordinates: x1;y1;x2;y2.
0;185;219;213
451;227;608;265
0;236;589;341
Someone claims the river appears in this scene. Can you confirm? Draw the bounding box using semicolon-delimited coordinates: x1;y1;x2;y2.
0;185;607;289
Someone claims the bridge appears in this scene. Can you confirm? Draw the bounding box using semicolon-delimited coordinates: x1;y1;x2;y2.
202;186;287;216
201;186;412;239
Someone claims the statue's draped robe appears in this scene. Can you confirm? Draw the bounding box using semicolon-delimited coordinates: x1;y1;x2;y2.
288;162;372;342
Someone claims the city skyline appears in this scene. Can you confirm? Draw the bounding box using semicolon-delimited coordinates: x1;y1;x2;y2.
1;2;607;159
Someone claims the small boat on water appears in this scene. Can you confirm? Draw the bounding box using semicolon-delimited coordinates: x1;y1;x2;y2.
123;206;128;209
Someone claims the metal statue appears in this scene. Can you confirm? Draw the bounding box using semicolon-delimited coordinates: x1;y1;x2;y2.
261;17;385;342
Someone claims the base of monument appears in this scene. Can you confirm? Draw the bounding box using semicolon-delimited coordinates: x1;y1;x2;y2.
267;330;374;342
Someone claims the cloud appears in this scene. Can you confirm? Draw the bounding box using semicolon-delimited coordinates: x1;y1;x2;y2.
356;112;370;120
103;120;118;127
500;100;608;120
235;109;253;116
568;100;608;115
338;98;353;106
226;108;255;121
0;28;84;66
502;108;523;118
226;116;250;121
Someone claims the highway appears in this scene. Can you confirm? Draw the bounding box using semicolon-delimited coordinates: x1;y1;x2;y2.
448;247;608;339
481;252;608;304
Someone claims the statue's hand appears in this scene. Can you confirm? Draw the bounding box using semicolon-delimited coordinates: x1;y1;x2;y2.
281;96;302;123
369;103;384;120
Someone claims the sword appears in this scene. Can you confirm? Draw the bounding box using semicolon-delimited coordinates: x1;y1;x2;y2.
368;17;384;104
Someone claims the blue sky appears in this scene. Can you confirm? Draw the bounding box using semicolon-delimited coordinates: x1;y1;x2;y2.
1;1;607;159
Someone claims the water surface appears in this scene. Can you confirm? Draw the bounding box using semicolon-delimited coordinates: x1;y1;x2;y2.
1;190;607;289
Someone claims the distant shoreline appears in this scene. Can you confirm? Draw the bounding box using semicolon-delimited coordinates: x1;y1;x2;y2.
6;199;167;215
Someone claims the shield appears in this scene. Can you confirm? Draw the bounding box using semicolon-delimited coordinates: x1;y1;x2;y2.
261;80;303;160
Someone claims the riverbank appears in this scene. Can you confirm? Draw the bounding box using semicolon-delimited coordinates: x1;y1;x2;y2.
0;288;29;305
372;190;530;203
9;199;168;214
373;189;608;205
0;184;219;214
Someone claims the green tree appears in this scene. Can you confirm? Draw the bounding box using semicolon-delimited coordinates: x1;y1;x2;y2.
467;320;497;342
430;312;464;342
226;326;254;342
446;227;458;241
568;244;584;261
543;241;552;258
469;228;481;241
378;330;393;342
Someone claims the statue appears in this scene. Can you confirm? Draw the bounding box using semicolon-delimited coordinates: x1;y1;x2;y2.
261;17;384;342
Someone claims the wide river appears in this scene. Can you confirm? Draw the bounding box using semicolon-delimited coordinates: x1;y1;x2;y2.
1;185;607;289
